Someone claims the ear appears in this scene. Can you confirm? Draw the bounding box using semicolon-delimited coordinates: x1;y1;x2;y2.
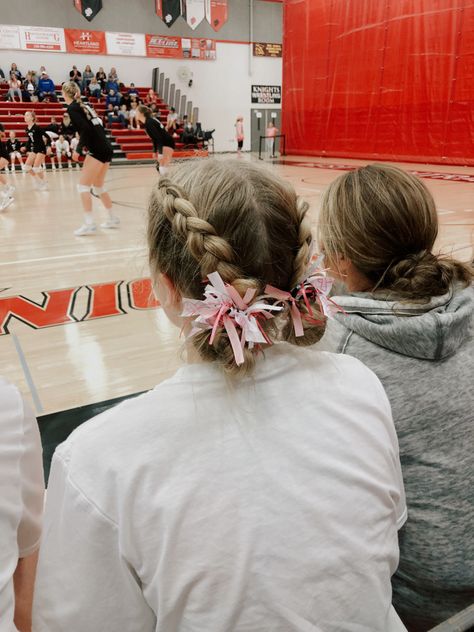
154;273;182;310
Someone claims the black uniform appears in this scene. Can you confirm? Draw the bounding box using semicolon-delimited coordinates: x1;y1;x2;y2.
6;138;23;154
67;100;113;164
25;124;47;154
0;123;9;160
144;116;175;154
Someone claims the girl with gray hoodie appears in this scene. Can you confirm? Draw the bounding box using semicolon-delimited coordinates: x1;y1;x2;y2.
317;163;473;631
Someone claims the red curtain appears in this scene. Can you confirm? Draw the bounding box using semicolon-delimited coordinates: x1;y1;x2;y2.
283;0;474;165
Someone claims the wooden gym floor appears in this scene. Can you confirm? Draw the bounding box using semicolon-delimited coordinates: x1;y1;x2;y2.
1;155;473;417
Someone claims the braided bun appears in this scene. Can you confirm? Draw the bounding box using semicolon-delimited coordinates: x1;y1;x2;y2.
148;160;324;375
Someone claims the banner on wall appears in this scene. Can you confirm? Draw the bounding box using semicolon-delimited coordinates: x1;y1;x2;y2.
19;26;66;52
0;25;21;50
253;42;282;58
0;23;216;60
73;0;103;22
251;85;281;104
105;31;147;56
182;0;205;30
65;29;106;54
182;37;216;60
146;34;182;58
162;0;182;27
205;0;228;32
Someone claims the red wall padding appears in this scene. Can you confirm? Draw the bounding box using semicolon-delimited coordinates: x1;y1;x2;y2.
282;0;474;165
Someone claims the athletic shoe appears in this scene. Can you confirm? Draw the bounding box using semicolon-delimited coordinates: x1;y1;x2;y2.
0;196;14;212
100;216;120;229
74;223;97;236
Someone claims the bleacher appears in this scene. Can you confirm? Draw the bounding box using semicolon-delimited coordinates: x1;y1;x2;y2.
0;82;208;167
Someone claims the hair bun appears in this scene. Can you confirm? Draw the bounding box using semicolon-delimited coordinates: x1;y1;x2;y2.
386;250;457;297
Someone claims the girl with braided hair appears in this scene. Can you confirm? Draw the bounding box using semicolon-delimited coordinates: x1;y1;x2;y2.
34;160;407;632
62;81;118;236
317;163;474;631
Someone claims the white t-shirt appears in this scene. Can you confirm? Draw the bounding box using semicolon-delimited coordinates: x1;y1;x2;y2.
0;378;44;632
33;346;407;632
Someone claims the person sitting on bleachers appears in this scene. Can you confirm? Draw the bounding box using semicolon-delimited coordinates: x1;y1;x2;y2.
8;72;23;102
105;78;120;98
60;113;75;141
88;77;102;99
69;66;82;88
129;100;139;129
37;72;57;102
181;116;196;145
166;106;178;132
82;65;94;92
317;163;474;631
96;66;107;91
128;83;139;98
10;63;22;80
108;67;119;83
23;72;37;102
145;89;158;107
106;104;127;128
106;89;120;109
0;67;6;84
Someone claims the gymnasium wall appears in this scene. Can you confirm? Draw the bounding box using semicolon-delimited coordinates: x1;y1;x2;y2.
283;0;474;165
0;0;282;43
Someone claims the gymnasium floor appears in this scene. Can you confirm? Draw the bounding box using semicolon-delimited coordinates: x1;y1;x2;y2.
1;154;473;419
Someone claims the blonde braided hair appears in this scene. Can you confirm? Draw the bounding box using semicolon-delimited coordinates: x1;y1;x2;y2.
147;160;325;375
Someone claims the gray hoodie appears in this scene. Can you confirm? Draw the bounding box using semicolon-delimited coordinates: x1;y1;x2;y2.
318;284;474;631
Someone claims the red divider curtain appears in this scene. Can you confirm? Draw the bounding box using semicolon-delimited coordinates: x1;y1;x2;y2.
283;0;474;165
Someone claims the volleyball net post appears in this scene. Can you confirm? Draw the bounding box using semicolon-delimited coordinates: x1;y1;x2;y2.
258;134;286;160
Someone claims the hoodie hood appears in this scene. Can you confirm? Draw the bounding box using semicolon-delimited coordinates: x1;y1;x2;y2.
333;284;474;361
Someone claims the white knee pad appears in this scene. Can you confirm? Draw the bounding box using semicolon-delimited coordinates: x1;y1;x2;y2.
92;186;107;196
24;165;32;173
32;166;42;174
77;184;91;194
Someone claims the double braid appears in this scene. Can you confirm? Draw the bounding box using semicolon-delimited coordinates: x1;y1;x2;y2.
290;197;313;289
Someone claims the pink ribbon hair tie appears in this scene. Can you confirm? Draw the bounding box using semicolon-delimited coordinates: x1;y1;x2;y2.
181;271;283;366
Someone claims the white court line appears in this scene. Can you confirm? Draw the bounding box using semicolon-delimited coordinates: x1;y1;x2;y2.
12;334;43;415
463;208;473;212
0;247;146;267
437;209;455;215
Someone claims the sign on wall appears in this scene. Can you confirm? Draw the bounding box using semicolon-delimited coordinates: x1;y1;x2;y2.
251;85;281;104
0;23;217;60
73;0;103;22
205;0;228;31
65;29;107;54
182;0;206;30
253;42;282;58
19;26;66;52
105;32;147;57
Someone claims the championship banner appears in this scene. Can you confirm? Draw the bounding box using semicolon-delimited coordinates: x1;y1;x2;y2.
73;0;103;22
146;34;182;58
182;0;205;30
0;25;21;50
205;0;228;31
65;29;106;54
162;0;182;27
182;37;216;60
105;31;146;56
155;0;163;18
19;26;66;52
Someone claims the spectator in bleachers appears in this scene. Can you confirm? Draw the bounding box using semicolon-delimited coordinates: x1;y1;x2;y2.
37;72;57;102
60;113;75;140
108;67;119;83
166;106;178;132
119;104;130;127
128;83;139;98
6;131;25;172
23;72;37;101
181;116;196;145
82;65;94;92
96;67;107;90
8;72;22;102
129;99;139;129
105;78;120;97
10;63;22;80
317;163;474;630
0;67;6;83
69;66;82;88
105;89;120;109
106;104;126;128
145;88;158;107
88;77;102;99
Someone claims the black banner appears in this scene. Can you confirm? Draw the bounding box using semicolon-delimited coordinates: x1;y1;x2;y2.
73;0;103;22
251;85;282;105
162;0;181;27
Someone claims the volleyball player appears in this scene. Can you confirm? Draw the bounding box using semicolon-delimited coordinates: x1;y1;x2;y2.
61;81;118;236
24;112;48;191
0;123;14;210
136;105;175;175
